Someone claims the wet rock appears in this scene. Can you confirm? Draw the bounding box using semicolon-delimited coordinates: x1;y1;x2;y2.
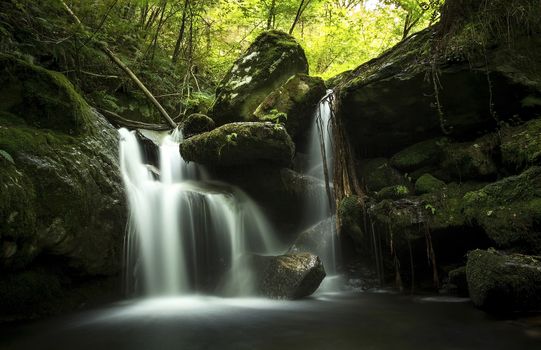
252;253;326;299
181;113;215;138
467;249;541;313
447;266;468;297
462;167;541;254
253;74;326;140
415;174;446;194
360;158;408;192
211;30;309;125
179;122;295;167
289;217;336;257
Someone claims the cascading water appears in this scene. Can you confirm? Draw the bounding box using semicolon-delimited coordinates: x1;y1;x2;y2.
303;90;340;277
119;128;280;297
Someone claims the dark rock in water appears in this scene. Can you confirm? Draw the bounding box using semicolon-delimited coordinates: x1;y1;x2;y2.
415;174;446;195
210;30;309;125
135;129;162;166
179;122;295;167
253;74;326;141
500;119;541;171
0;55;125;317
462;166;541;254
252;253;326;299
289;217;335;257
359;158;408;192
182;113;215;138
467;249;541;313
447;266;468;297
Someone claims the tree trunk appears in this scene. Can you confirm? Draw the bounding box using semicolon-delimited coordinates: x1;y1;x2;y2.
172;0;190;64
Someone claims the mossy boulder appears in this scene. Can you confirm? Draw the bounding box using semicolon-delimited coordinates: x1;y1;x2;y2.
253;74;326;140
210;30;309;125
390;138;448;172
0;54;93;135
415;174;446;194
441;135;498;180
377;185;411;200
466;249;541;313
181;113;215;138
251;253;326;299
337;196;365;244
179;122;295;167
501;118;541;170
360;158;408;192
0;56;125;276
463;167;541;253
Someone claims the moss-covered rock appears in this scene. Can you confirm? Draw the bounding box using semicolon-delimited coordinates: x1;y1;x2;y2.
181;113;216;138
447;266;468;297
463;167;541;253
211;30;309;125
441;135;498;180
377;185;411;200
252;253;326;299
466;249;541;313
0;56;125;276
253;74;326;140
0;54;93;135
415;174;446;194
337;196;364;244
501;118;541;170
179;122;295;166
360;158;409;192
390;138;448;172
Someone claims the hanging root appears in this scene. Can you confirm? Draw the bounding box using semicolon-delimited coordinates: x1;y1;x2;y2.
424;224;440;289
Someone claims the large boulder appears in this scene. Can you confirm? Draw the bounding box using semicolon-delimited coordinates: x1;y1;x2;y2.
500;118;541;170
467;249;541;313
289;217;336;257
253;74;326;141
179;122;295;167
440;135;498;180
334;0;541;158
210;30;309;125
0;55;125;316
359;158;409;192
463;167;541;254
181;113;215;138
251;253;326;299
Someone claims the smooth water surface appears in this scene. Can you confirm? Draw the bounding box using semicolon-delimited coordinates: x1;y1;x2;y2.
2;292;540;350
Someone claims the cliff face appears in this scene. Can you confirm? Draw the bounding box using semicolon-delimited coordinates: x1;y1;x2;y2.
331;0;541;312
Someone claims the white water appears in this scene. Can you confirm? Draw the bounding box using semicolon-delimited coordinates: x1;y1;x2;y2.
303;90;340;279
119;128;280;296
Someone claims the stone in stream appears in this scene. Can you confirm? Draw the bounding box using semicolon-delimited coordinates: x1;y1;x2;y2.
466;249;541;313
210;30;309;126
179;122;295;167
181;113;215;138
251;253;326;299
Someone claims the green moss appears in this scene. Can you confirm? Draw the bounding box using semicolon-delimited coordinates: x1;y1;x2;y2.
377;185;411;200
179;122;295;166
390;138;448;172
462;167;541;253
466;249;541;313
415;174;446;194
441;134;498;180
0;54;94;135
501;119;541;169
337;196;364;243
360;158;409;192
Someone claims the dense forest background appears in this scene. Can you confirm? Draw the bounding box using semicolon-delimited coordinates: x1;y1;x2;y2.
0;0;441;124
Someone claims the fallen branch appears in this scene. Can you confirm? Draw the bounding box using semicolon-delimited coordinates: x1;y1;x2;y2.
98;108;170;131
60;0;177;129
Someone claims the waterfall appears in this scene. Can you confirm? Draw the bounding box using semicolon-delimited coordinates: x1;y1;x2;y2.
303;90;340;276
119;128;280;297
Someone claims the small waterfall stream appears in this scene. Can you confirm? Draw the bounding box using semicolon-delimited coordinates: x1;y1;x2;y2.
119;128;280;297
303;90;341;280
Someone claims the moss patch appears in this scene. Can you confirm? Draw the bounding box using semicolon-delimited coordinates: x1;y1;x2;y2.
415;174;446;195
391;138;448;172
501;118;541;170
